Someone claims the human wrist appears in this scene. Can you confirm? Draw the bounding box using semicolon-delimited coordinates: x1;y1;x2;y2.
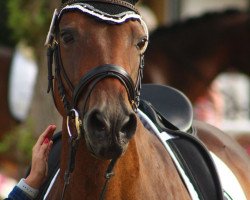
25;173;43;189
17;178;39;199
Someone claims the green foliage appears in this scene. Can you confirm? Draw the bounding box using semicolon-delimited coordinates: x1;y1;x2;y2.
0;120;36;164
7;0;53;46
0;1;17;47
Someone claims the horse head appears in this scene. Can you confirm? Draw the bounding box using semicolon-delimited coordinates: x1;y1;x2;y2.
45;0;148;160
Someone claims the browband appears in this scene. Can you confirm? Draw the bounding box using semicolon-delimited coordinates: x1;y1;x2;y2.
45;2;149;52
61;0;139;14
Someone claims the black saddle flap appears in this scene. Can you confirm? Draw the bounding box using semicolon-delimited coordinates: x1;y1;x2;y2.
139;84;224;200
167;131;223;200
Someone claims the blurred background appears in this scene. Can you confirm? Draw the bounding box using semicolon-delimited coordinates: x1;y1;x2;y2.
0;0;250;198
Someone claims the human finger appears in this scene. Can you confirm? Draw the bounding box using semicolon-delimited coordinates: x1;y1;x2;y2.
37;125;56;146
40;138;53;155
45;141;53;161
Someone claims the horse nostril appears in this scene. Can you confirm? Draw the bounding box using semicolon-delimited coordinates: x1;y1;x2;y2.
87;110;108;140
86;109;137;142
121;113;137;139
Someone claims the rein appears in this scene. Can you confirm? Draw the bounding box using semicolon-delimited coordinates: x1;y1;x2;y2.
60;137;119;200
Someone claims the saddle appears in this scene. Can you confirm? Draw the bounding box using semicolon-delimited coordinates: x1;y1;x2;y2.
139;84;224;200
33;84;224;200
140;84;193;132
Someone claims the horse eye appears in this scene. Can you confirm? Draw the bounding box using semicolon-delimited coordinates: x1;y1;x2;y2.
60;32;74;44
136;37;148;53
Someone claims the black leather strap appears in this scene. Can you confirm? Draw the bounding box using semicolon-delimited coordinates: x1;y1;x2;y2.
73;64;136;110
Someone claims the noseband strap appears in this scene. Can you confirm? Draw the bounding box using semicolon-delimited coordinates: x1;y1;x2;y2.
48;41;143;113
73;64;137;111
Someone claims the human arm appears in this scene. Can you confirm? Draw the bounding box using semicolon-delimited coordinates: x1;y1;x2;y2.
6;125;56;200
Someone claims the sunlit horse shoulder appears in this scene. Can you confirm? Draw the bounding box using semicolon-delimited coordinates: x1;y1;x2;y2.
36;1;250;200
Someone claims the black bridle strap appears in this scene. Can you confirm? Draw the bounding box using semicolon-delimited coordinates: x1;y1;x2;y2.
61;138;79;200
99;158;118;200
54;45;73;113
47;46;55;93
60;142;118;200
72;64;137;110
134;55;144;106
57;44;75;93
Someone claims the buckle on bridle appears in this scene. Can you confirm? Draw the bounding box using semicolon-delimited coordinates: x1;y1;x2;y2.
66;109;82;141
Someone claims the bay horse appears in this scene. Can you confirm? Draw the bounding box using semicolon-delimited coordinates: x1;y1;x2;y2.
40;1;250;200
143;9;250;104
142;9;250;156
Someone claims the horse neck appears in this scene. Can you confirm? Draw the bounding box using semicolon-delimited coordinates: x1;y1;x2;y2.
51;118;191;200
52;118;141;199
57;128;111;199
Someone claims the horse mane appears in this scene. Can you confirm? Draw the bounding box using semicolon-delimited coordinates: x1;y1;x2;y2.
151;8;244;36
144;8;250;103
146;8;250;61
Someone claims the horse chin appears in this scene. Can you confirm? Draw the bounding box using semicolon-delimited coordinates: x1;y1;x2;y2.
84;135;128;160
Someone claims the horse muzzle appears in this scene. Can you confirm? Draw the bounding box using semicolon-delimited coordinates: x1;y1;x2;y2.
83;104;137;159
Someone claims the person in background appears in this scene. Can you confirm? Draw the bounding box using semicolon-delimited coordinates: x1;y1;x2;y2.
5;125;56;200
194;81;224;128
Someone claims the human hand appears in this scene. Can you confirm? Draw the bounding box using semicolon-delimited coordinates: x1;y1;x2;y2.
25;125;56;189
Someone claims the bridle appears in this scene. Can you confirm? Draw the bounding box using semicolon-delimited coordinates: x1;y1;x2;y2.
45;0;148;199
